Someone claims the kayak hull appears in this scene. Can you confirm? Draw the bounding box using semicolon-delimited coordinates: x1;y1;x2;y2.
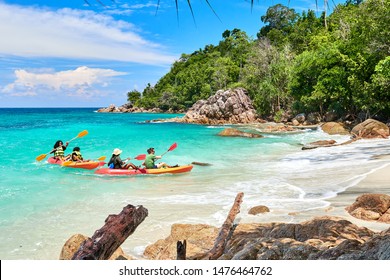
47;157;102;170
94;164;193;176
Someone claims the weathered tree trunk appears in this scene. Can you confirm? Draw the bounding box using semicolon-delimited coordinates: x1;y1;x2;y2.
192;192;244;260
72;204;148;260
302;138;359;150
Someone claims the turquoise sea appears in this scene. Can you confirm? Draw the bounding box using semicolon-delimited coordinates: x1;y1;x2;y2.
1;108;389;259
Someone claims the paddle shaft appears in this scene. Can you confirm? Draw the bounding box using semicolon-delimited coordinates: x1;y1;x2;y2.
161;143;177;157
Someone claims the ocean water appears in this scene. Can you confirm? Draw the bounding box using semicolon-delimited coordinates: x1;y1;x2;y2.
0;108;389;259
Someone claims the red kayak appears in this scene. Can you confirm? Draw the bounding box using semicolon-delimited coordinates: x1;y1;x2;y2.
94;164;193;176
47;157;104;170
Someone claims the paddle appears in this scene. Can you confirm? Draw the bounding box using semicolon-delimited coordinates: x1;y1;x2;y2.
122;154;146;162
35;130;89;161
134;154;146;160
62;155;106;166
161;142;178;157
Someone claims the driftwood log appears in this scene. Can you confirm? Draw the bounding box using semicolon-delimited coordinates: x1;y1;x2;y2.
302;138;358;150
189;192;244;260
191;161;212;166
72;204;148;260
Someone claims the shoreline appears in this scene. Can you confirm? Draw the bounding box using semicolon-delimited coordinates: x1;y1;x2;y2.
306;158;390;232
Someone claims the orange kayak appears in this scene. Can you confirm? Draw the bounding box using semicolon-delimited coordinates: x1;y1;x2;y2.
94;164;193;176
47;157;103;170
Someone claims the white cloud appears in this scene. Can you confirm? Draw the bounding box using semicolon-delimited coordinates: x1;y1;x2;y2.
0;3;176;65
2;66;126;97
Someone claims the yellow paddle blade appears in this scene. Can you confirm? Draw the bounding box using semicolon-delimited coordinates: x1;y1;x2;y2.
36;154;48;161
97;156;106;161
78;130;88;138
61;161;74;166
68;130;89;143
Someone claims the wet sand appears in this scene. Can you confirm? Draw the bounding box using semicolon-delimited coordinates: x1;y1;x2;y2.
311;156;390;232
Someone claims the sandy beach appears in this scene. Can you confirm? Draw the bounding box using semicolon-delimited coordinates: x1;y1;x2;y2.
305;155;390;232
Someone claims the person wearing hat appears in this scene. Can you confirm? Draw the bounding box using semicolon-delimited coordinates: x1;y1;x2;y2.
107;148;138;169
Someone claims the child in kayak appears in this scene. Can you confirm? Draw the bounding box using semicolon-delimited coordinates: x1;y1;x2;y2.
50;140;69;161
107;148;138;170
70;147;89;162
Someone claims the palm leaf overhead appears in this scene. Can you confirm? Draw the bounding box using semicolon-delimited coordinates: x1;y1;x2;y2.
88;1;335;17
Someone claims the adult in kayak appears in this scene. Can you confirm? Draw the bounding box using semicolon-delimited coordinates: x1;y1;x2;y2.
107;148;138;170
144;147;177;169
50;140;69;161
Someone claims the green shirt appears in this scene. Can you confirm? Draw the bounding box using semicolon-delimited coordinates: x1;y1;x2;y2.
144;154;157;169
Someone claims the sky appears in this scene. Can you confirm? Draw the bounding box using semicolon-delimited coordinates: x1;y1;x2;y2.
0;0;346;108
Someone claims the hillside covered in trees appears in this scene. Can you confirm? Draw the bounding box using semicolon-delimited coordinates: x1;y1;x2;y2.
127;0;390;122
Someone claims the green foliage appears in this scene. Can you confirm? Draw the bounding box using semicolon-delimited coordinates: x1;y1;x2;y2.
134;29;253;111
130;0;390;121
368;57;390;116
274;109;285;123
241;40;294;117
258;4;299;47
127;90;141;105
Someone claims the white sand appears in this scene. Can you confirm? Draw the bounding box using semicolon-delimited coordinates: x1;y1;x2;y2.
308;157;390;232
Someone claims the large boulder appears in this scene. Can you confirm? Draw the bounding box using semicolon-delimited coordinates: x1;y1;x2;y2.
346;194;390;223
217;128;263;138
321;122;350;135
143;224;219;260
60;233;134;260
180;88;259;125
351;119;390;139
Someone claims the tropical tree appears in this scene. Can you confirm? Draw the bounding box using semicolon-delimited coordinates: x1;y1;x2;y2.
257;4;299;47
127;90;141;105
241;38;294;117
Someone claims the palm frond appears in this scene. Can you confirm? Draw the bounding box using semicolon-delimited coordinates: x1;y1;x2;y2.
186;0;197;26
205;0;222;23
155;0;161;16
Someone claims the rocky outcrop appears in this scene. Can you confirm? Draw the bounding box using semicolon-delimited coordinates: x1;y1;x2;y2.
143;216;390;260
217;128;263;138
291;112;323;125
97;103;162;113
346;194;390;223
178;88;259;125
143;224;219;260
351;119;390;139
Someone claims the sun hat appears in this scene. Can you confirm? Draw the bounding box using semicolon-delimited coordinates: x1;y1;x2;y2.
113;148;122;155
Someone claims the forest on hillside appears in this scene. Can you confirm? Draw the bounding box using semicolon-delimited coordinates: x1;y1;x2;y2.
127;0;390;122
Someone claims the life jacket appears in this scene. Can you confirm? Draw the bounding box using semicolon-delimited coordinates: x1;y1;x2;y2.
72;151;83;161
54;146;65;158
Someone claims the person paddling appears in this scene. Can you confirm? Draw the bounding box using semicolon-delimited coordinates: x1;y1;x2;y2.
50;140;69;161
107;148;138;170
144;147;177;169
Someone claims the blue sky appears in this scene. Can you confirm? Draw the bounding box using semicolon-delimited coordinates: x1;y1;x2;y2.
0;0;345;108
